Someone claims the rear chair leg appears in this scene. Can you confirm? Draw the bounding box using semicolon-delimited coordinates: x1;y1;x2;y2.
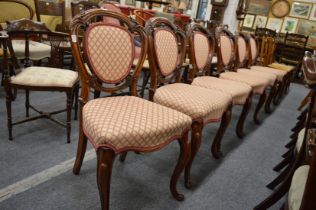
66;91;74;143
254;90;267;124
73;128;88;174
25;89;30;117
236;92;252;138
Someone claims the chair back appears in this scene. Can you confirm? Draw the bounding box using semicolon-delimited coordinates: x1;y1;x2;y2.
70;9;148;101
302;51;316;87
145;17;186;100
134;9;154;27
100;1;122;25
259;36;275;66
215;26;236;74
0;0;34;24
235;33;250;69
187;23;215;81
34;0;65;31
71;1;100;17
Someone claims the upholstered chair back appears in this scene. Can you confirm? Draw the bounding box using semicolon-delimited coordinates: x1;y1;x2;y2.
70;9;148;99
100;2;122;25
249;35;258;65
145;17;186;100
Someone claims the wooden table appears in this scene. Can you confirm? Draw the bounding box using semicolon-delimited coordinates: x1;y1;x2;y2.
135;0;170;9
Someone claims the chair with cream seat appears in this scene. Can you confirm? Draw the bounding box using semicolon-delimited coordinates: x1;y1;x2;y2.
70;9;192;210
186;23;252;138
215;27;270;124
3;19;79;143
145;17;233;189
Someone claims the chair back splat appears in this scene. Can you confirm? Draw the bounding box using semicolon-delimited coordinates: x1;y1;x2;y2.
145;17;186;100
70;9;148;101
186;23;215;81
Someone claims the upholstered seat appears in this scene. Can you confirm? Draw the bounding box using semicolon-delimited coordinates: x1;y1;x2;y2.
268;62;295;72
220;72;269;94
237;68;277;86
296;128;305;154
250;66;286;81
288;165;310;210
11;40;51;60
192;76;251;105
154;83;232;123
11;66;78;87
82;96;192;151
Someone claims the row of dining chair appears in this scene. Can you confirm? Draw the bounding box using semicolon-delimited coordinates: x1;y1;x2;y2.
67;9;295;210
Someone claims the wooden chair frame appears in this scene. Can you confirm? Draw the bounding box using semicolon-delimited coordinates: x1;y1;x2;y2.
0;0;34;21
186;23;252;138
70;9;190;210
145;18;232;189
3;19;79;143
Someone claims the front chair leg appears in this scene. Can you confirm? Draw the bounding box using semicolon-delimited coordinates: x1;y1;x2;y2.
265;82;277;114
211;104;232;159
236;92;252;138
185;121;202;189
25;89;30;117
254;90;267;125
73;129;88;175
170;131;190;201
97;148;116;210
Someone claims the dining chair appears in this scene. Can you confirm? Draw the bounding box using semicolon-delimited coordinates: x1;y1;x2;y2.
215;26;270;124
186;23;252;138
70;9;192;210
145;17;233;189
4;18;79;143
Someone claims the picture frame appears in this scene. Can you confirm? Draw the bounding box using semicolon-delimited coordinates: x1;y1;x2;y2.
246;0;271;16
281;17;298;33
125;0;136;6
310;4;316;21
253;15;268;29
243;14;256;28
266;17;283;32
289;2;312;19
297;19;316;36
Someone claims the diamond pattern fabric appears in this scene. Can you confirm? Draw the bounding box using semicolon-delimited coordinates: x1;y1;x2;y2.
154;29;178;76
249;38;257;61
84;24;134;83
154;83;232;123
192;76;251;105
250;66;287;81
220;72;269;94
82;96;192;152
194;32;209;70
220;35;233;66
11;66;78;87
237;68;277;86
237;37;247;63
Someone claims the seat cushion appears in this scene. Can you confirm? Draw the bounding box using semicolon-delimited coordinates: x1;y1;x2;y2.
288;165;310;210
154;83;232;123
237;69;277;86
220;72;269;95
82;96;192;152
268;62;294;72
251;65;287;81
192;76;251;105
11;66;78;88
11;40;51;60
296;128;305;154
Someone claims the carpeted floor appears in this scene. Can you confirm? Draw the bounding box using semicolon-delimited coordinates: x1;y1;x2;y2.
0;82;307;210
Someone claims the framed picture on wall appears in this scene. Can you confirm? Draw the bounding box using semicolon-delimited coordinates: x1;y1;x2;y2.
266;17;283;32
253;15;268;29
310;4;316;20
246;0;271;16
243;14;256;28
297;19;316;36
281;17;298;33
289;2;312;19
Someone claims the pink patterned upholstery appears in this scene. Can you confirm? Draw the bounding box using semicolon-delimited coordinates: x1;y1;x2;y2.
194;32;210;70
237;37;246;63
251;66;287;81
84;24;134;83
192;76;251;105
249;37;257;61
220;35;233;66
83;96;192;152
220;72;269;94
154;83;232;123
237;68;277;86
154;29;178;76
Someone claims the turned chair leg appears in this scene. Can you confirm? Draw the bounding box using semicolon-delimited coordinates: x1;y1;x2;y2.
119;152;128;162
170;132;190;201
96;148;116;210
211;105;232;159
236;92;252;138
66;91;74;143
73;130;88;174
25;89;30;117
185;121;203;189
254;91;267;125
265;82;278;114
